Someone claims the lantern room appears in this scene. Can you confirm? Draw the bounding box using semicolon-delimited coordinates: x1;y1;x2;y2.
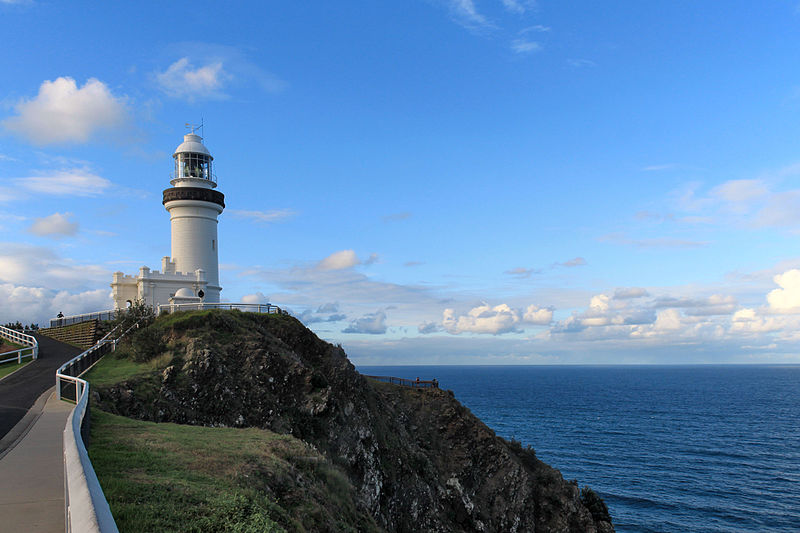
172;132;216;187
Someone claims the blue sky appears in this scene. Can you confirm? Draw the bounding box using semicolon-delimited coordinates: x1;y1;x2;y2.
3;1;800;364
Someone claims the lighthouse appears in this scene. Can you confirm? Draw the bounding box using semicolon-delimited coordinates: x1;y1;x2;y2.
163;131;225;302
111;128;225;310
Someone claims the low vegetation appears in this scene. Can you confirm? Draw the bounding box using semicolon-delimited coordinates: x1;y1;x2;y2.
85;349;379;533
0;340;31;379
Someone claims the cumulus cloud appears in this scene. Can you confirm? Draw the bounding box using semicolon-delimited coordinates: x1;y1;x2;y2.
0;283;112;326
154;45;286;101
316;302;339;314
2;77;128;144
241;291;268;304
229;209;295;224
523;304;553;325
27;212;78;238
767;269;800;311
155;57;230;100
13;169;111;196
318;250;360;271
0;242;108;289
730;308;785;334
443;303;521;335
343;311;387;334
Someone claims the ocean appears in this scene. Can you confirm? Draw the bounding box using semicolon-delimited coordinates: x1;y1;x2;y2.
357;365;800;532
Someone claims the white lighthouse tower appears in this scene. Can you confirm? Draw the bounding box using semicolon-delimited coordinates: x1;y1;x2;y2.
163;130;225;302
111;127;225;310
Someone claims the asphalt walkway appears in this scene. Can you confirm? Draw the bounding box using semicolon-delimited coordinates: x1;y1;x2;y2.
0;334;81;448
0;334;84;532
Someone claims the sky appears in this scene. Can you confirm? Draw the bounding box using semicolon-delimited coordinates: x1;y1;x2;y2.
3;1;800;364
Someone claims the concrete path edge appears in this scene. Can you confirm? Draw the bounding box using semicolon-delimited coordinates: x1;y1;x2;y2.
0;385;54;461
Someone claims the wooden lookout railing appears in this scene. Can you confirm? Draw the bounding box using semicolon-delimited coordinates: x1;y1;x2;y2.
363;375;439;389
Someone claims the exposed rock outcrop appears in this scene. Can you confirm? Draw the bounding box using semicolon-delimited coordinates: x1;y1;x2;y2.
95;310;614;532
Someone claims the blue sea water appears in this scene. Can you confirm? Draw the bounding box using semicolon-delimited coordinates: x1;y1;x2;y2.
357;365;800;532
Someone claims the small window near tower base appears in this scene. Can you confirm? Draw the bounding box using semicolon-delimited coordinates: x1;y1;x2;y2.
212;239;215;250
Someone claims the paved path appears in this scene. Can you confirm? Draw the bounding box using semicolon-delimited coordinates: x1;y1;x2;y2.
0;334;81;448
0;389;71;532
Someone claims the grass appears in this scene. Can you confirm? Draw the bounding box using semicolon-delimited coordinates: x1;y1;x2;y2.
88;409;374;532
0;359;31;379
0;340;33;379
83;350;169;387
85;325;377;533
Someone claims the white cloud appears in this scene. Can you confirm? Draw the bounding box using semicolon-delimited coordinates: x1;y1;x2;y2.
558;256;587;267
13;169;111;197
2;77;128;145
418;321;441;334
505;266;539;278
448;0;490;28
241;291;268;304
443;303;521;334
27;212;78;238
316;302;339;314
567;58;596;68
155;57;231;100
318;250;360;271
600;234;709;248
343;311;387;334
710;179;768;207
767;269;800;311
523;304;552;325
511;39;542;54
502;0;533;14
229;209;295;224
614;287;649;299
0;242;108;289
155;44;286;101
382;212;412;222
0;283;112;326
756;191;800;227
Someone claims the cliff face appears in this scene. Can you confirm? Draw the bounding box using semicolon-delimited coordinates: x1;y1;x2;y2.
95;310;613;532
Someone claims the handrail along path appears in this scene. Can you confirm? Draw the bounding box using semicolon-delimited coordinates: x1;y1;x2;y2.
0;325;38;365
57;320;141;533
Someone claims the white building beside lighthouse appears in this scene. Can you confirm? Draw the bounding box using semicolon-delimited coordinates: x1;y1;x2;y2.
111;129;225;310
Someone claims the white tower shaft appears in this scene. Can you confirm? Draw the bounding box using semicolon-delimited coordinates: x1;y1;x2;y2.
162;132;225;302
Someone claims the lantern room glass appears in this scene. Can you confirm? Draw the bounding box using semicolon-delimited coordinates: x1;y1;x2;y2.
175;153;212;181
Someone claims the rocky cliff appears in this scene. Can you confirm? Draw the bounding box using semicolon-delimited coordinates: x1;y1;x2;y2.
95;310;613;532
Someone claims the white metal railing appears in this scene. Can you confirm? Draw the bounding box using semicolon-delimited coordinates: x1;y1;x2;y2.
157;302;287;315
58;320;140;533
49;309;117;328
0;324;38;365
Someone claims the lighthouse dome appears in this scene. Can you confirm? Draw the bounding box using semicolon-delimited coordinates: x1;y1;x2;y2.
174;133;212;158
174;287;195;298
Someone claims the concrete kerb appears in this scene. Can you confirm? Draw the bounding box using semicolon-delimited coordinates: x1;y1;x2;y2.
0;385;53;461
